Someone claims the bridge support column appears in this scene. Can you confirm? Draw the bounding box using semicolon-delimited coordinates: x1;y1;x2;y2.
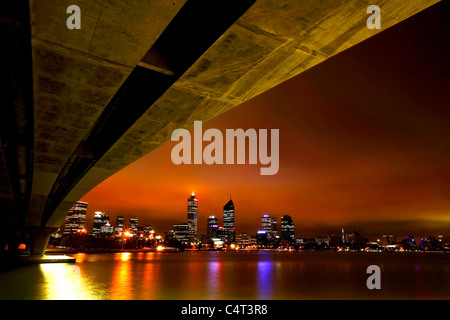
1;226;69;265
28;227;59;257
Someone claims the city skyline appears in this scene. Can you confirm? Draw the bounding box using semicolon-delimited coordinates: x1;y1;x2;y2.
80;3;450;241
67;193;450;243
2;0;449;303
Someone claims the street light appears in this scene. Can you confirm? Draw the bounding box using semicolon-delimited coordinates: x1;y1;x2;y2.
121;230;132;250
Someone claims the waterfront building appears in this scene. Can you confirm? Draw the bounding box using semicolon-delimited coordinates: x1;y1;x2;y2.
114;216;125;239
63;201;87;235
207;216;218;241
217;226;228;242
187;192;198;242
261;214;271;235
173;223;190;243
281;215;295;245
256;230;268;248
100;222;114;238
129;218;139;236
271;217;278;237
223;198;235;243
315;236;329;246
143;225;154;238
383;234;396;245
93;211;109;238
236;233;251;248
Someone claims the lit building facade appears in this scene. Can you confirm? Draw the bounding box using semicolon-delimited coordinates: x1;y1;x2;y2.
261;214;271;235
207;216;218;241
217;227;228;242
173;223;190;243
114;216;125;239
100;222;114;238
271;217;278;237
93;211;109;238
187;192;198;242
143;225;154;238
63;201;87;235
223;199;235;243
256;230;269;247
281;215;295;245
129;218;139;236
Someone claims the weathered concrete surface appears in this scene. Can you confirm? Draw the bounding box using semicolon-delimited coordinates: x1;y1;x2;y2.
26;0;187;227
1;0;440;256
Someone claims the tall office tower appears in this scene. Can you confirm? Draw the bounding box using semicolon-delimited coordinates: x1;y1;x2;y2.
114;216;125;239
187;192;198;242
261;214;271;234
129;218;139;236
93;211;109;237
281;215;295;244
223;198;235;243
217;227;228;242
143;225;154;238
271;217;278;237
256;230;269;247
63;201;87;235
173;223;190;243
383;234;396;245
100;222;114;238
207;216;218;241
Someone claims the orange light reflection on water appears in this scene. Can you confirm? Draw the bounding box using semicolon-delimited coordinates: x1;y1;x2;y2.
39;263;98;300
110;253;133;299
141;253;158;299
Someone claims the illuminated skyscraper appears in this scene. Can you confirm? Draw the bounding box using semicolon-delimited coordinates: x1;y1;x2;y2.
63;201;87;235
173;223;190;243
271;217;278;237
129;218;139;236
114;216;125;239
187;192;198;242
281;215;295;245
100;222;114;238
256;230;269;247
143;225;154;238
93;211;109;238
207;216;218;241
223;198;235;243
261;214;271;234
262;214;278;240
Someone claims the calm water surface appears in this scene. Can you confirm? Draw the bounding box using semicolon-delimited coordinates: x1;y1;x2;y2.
1;251;450;300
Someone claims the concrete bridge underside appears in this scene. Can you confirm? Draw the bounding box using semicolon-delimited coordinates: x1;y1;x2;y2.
0;0;439;260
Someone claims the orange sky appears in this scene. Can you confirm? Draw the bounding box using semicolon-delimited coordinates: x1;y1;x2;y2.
81;3;450;239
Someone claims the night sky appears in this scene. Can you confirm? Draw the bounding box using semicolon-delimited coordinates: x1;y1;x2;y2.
81;2;450;240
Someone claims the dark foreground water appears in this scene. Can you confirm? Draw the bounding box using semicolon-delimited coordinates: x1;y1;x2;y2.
1;251;450;300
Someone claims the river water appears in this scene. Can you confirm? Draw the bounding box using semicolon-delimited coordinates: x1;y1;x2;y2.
1;251;449;300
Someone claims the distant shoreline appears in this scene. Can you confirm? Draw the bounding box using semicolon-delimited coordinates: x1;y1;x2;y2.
45;248;181;254
44;248;450;255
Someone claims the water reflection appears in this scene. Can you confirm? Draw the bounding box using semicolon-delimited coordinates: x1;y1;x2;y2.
257;260;274;299
72;253;87;263
414;264;428;299
110;253;133;299
2;251;450;300
207;261;223;299
141;257;156;298
40;264;95;299
118;252;132;261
